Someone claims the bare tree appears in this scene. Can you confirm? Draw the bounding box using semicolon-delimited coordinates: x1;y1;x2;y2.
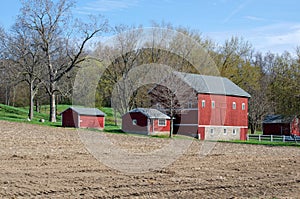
2;22;45;120
18;0;108;122
149;72;197;137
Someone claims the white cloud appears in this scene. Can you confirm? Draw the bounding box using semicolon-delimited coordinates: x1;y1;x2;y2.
223;0;252;23
244;15;265;21
77;0;140;13
205;22;300;54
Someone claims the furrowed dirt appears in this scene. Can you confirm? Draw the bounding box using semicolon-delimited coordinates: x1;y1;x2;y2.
0;121;299;198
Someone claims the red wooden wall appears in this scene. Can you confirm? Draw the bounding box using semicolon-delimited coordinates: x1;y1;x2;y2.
62;109;79;128
122;112;148;133
122;112;170;134
197;93;248;126
80;115;104;129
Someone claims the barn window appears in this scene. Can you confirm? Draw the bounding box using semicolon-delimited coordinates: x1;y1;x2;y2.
232;102;236;110
158;119;166;126
223;129;227;135
210;128;214;135
242;103;245;110
232;129;237;135
188;101;193;109
132;119;137;125
202;100;205;108
212;101;215;109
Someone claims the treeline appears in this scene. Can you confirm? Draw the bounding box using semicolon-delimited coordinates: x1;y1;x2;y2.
0;0;299;133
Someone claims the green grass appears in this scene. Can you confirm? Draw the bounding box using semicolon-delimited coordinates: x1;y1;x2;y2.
219;139;300;147
1;104;300;147
0;104;61;127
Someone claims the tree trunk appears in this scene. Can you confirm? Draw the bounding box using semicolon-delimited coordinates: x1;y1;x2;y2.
28;83;34;120
35;99;40;113
114;108;118;126
49;92;56;122
250;123;256;134
169;118;173;138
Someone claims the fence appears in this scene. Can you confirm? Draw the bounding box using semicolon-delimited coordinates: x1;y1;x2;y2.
247;134;288;142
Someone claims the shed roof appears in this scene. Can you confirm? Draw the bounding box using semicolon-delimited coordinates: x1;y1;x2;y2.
62;107;105;116
173;72;251;98
263;115;295;124
129;108;170;119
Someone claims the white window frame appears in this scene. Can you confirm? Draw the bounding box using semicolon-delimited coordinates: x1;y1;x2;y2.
232;129;237;135
232;102;236;110
158;119;166;126
242;103;245;110
210;128;214;135
202;100;205;108
223;128;227;135
132;119;137;125
212;101;215;109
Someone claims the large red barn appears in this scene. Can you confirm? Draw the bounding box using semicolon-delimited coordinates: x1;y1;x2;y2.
262;115;300;136
122;108;171;135
152;72;251;140
61;107;105;129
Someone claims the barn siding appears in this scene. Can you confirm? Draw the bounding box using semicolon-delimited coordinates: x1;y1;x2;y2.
291;118;300;136
198;94;248;127
151;119;170;135
122;111;171;135
197;94;249;140
79;115;104;129
62;109;79;128
263;123;291;135
122;112;149;134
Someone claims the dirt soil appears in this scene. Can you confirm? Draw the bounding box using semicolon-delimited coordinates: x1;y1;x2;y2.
0;120;299;198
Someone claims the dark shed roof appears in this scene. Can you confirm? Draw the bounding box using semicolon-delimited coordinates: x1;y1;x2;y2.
62;107;105;116
129;108;170;119
173;72;251;98
263;115;295;124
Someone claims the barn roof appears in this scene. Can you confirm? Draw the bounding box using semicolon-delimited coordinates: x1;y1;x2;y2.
62;107;106;116
173;72;251;98
129;108;171;119
263;115;295;124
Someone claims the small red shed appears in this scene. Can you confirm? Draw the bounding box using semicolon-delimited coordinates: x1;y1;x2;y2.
122;108;171;135
61;107;105;129
262;115;300;136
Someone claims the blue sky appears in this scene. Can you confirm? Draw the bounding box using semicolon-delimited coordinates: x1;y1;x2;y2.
1;0;300;54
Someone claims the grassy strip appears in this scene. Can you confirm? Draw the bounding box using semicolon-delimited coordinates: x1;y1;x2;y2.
218;140;300;147
1;104;300;147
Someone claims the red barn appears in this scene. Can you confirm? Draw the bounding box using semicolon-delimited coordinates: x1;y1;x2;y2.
262;115;300;136
122;108;171;135
152;72;251;140
61;107;105;129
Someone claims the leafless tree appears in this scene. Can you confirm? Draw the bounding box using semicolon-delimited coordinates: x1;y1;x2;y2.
18;0;108;122
149;71;197;137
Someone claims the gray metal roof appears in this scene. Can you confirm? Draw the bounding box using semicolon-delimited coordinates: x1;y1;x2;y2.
263;115;295;124
63;107;106;116
173;72;251;98
129;108;170;119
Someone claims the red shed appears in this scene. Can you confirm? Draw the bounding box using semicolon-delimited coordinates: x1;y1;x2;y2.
61;107;105;129
122;108;171;135
262;115;300;136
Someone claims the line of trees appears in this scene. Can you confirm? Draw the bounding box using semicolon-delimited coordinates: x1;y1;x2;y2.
0;0;299;133
0;0;108;122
